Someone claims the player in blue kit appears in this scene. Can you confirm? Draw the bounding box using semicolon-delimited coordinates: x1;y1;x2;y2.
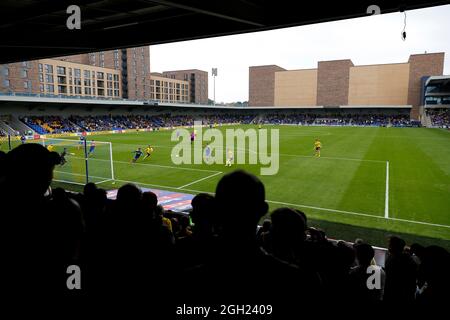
131;147;143;163
87;140;96;156
78;135;85;150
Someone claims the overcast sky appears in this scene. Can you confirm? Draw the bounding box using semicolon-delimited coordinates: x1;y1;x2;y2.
150;4;450;103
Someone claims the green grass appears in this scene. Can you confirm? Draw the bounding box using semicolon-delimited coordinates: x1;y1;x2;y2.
10;125;450;245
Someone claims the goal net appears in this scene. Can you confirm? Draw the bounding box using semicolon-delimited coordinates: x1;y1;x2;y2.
38;137;114;185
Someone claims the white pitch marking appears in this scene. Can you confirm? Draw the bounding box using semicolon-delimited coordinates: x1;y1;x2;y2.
93;178;450;230
177;171;223;189
385;161;389;219
70;156;221;173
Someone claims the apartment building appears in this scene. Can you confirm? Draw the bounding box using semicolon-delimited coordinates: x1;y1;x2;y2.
150;73;189;103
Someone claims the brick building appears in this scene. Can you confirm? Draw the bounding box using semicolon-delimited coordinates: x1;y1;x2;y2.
162;69;208;104
249;53;445;118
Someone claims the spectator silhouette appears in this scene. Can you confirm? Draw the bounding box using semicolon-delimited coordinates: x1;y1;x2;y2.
256;218;271;249
269;207;307;265
349;243;385;302
176;193;217;269
383;236;417;303
416;245;450;305
183;170;321;313
0;144;85;293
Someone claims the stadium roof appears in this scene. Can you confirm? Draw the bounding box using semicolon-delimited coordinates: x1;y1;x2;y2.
425;75;450;87
0;94;412;110
0;0;448;63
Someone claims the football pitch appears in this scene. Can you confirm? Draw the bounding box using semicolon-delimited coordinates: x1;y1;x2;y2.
7;125;449;242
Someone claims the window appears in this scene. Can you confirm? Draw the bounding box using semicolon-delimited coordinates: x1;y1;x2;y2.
46;84;54;93
21;69;28;78
97;72;104;79
40;84;44;92
3;79;10;87
57;76;66;84
57;66;66;75
84;87;91;95
74;69;81;77
113;74;119;81
84;79;91;86
46;74;54;83
84;70;90;78
39;73;44;82
38;64;43;72
22;61;27;67
107;73;112;81
23;81;29;89
45;64;53;73
58;85;67;94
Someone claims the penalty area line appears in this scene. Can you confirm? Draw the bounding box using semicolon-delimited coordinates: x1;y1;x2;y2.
177;171;223;189
267;199;450;229
92;178;450;230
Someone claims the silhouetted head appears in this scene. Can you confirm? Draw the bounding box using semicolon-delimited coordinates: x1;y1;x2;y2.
116;183;142;205
354;243;375;266
3;143;60;197
215;170;268;239
410;243;425;260
294;209;307;227
190;193;216;226
261;219;272;232
388;236;406;255
271;207;307;243
83;182;97;197
142;191;158;218
336;241;356;270
421;245;450;288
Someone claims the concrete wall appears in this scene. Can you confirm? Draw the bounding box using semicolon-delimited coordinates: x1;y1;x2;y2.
348;63;410;106
274;69;317;106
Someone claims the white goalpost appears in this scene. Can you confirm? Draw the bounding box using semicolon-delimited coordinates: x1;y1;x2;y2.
38;137;115;186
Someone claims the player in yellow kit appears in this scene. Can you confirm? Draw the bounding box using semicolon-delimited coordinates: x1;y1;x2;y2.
143;145;154;160
314;139;322;158
47;144;55;152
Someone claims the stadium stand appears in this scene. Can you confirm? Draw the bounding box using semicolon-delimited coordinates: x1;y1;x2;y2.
1;143;448;307
426;108;450;128
13;109;420;135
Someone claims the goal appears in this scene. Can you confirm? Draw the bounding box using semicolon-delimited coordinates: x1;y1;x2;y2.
38;137;114;185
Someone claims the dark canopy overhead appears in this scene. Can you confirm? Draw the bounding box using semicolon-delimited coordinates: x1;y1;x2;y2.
0;0;447;63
